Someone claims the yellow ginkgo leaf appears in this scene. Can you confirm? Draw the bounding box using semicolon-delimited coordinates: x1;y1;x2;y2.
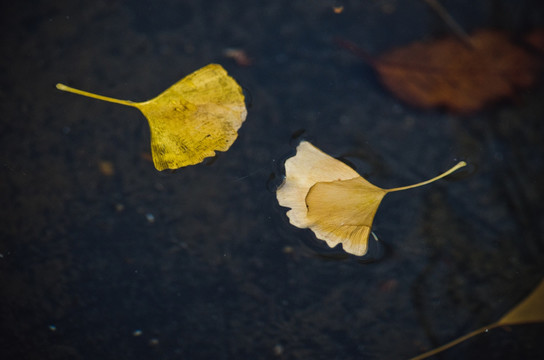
276;141;466;256
411;278;544;360
498;278;544;326
56;64;247;170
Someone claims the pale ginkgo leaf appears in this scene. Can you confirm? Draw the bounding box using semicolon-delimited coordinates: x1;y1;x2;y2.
276;141;466;256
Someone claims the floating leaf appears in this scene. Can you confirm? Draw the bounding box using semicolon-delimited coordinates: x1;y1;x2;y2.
339;29;543;113
498;278;544;326
57;64;247;170
276;141;466;256
411;278;544;360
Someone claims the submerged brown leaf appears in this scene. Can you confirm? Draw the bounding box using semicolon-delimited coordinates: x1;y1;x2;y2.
340;29;543;113
276;141;466;256
57;64;247;170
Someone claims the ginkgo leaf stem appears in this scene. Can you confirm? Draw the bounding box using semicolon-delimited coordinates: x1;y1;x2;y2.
387;161;466;192
56;83;137;107
410;323;499;360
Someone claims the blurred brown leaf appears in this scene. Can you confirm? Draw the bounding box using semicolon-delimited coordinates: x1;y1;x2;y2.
524;29;544;54
340;29;543;113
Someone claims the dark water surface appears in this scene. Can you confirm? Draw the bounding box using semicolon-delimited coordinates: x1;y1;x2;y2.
1;1;543;359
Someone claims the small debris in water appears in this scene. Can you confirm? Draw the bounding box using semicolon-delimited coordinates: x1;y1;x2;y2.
98;160;115;176
379;279;398;293
273;343;284;356
145;213;155;223
282;246;294;254
133;329;143;336
49;325;57;331
223;48;253;66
